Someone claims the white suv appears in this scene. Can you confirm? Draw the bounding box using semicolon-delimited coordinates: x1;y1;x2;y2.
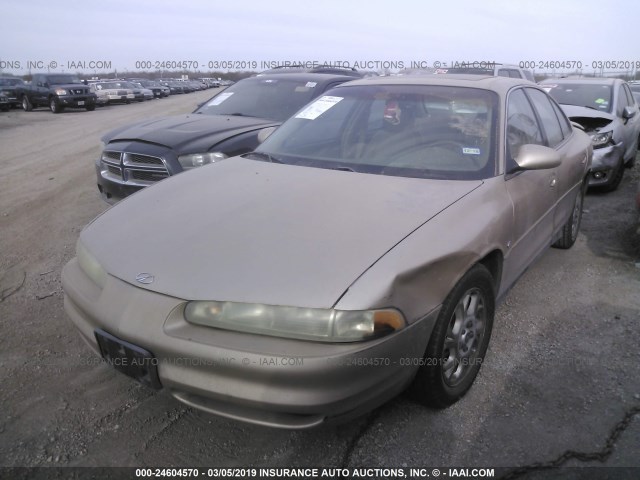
439;63;534;81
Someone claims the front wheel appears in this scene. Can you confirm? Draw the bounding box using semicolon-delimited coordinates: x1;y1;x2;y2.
86;103;95;111
50;97;63;114
602;159;624;192
411;264;495;408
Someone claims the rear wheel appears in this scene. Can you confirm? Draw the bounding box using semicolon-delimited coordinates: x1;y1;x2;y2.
411;264;495;408
21;96;33;111
553;180;586;249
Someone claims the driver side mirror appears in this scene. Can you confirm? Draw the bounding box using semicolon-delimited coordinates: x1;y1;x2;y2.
257;126;277;144
513;144;562;171
622;106;636;120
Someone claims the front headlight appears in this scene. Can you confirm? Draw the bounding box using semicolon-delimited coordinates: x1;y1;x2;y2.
76;240;107;288
184;301;406;343
590;131;613;148
54;88;68;96
178;152;227;169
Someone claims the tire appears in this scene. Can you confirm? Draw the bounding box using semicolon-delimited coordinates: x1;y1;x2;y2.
411;264;495;408
626;136;639;168
553;180;586;249
49;97;63;114
602;158;624;192
86;103;95;111
21;96;33;112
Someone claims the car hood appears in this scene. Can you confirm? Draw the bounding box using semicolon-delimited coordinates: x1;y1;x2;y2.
104;114;279;152
81;158;482;308
559;104;616;121
55;83;90;90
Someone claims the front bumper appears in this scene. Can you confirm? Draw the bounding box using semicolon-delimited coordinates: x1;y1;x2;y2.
588;142;624;187
62;258;437;429
106;94;134;103
58;95;97;108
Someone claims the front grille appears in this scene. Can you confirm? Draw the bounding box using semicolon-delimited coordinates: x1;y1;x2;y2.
100;149;169;186
102;151;121;162
130;170;169;182
124;153;164;167
71;88;88;95
107;165;122;176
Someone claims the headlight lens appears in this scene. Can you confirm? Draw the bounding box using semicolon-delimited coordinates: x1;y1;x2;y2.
184;301;406;342
590;131;613;148
76;240;107;288
178;152;227;169
54;88;68;96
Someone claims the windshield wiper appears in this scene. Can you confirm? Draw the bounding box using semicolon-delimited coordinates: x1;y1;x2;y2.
228;112;260;118
242;152;285;164
330;166;356;172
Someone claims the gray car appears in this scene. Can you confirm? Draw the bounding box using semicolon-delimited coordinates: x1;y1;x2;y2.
541;77;640;191
62;75;591;429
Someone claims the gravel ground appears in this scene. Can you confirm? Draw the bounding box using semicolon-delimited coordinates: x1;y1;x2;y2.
0;89;638;480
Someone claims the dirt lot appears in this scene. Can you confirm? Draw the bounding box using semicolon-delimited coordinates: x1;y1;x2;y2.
0;89;639;479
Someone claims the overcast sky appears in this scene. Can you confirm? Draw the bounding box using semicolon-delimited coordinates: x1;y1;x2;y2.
2;0;639;75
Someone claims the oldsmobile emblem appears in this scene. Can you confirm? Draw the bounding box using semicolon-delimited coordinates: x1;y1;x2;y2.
135;272;155;284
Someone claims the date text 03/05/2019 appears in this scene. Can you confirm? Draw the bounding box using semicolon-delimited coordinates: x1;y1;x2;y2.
134;467;496;478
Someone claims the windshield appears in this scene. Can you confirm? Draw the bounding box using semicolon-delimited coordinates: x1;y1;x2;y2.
194;77;323;121
543;83;613;113
47;75;82;85
255;84;498;181
0;78;23;86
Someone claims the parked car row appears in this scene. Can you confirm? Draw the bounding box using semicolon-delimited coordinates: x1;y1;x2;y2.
0;75;228;113
62;65;607;430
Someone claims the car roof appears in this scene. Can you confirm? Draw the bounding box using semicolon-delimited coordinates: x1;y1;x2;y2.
249;72;363;85
539;77;622;85
258;66;363;77
334;74;536;95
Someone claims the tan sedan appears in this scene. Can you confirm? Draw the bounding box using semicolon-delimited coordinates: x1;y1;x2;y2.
62;75;592;429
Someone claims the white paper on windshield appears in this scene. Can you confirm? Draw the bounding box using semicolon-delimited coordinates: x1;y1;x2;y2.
295;96;343;120
207;92;234;106
305;82;317;88
462;147;481;155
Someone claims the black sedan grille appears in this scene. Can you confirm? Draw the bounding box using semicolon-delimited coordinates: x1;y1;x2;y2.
100;150;169;186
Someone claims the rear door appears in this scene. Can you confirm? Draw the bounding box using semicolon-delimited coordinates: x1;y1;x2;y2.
524;88;588;230
32;75;48;106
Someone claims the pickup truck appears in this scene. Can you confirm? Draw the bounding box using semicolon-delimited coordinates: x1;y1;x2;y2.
18;73;97;113
0;77;25;108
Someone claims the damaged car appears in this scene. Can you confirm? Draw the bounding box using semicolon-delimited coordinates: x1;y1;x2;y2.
63;76;591;429
541;78;640;191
